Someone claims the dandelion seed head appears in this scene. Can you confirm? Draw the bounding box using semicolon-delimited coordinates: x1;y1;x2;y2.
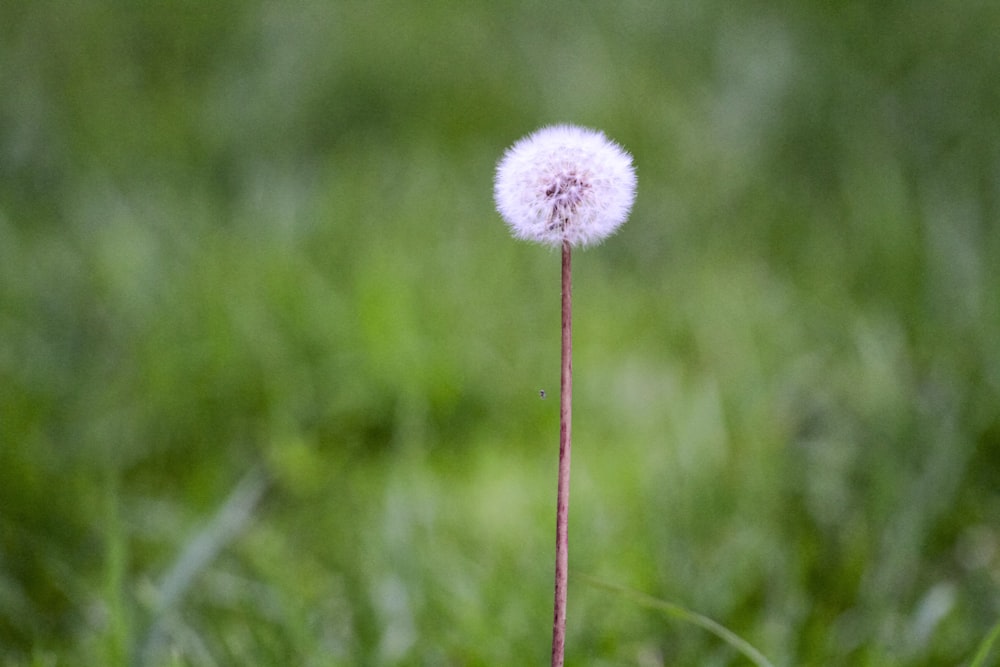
494;124;637;248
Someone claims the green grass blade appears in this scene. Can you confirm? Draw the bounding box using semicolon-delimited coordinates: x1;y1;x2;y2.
969;618;1000;667
578;573;776;667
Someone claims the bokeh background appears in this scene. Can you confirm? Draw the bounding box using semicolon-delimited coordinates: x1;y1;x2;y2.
2;1;999;665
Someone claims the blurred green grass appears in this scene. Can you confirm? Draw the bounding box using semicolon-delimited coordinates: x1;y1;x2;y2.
2;1;999;665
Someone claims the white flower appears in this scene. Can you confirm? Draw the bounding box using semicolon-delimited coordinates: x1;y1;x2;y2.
494;124;636;248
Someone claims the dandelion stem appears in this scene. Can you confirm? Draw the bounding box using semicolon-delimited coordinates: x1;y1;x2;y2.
552;240;572;667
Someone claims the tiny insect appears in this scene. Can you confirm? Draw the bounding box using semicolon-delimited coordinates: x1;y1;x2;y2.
539;389;547;399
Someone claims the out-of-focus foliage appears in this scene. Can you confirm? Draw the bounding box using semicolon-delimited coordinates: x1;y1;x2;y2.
1;1;998;665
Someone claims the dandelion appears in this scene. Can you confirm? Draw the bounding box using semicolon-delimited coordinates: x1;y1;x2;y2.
494;125;636;667
494;124;636;248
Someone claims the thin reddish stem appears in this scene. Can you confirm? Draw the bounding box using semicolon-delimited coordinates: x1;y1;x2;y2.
551;240;572;667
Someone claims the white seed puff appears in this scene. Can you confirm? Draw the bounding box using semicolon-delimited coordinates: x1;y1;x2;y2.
494;124;637;248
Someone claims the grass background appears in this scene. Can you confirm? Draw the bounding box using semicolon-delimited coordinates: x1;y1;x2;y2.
2;1;999;665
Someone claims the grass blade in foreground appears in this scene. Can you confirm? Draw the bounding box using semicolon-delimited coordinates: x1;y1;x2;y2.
578;573;776;667
969;618;1000;667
